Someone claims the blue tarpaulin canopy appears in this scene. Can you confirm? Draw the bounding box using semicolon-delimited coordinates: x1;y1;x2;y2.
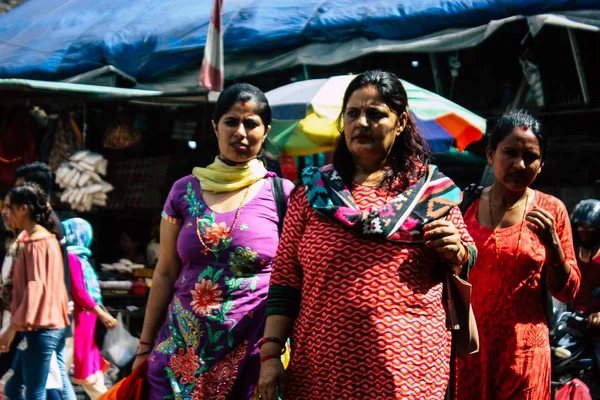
0;0;599;83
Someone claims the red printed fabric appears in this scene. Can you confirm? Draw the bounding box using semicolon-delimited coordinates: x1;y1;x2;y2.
457;191;581;400
555;379;593;400
270;185;475;399
0;108;37;185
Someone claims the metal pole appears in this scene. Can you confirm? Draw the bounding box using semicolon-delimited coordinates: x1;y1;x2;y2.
302;64;310;81
429;53;444;96
568;28;590;105
508;77;528;111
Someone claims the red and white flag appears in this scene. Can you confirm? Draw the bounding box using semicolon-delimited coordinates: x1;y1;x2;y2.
199;0;224;92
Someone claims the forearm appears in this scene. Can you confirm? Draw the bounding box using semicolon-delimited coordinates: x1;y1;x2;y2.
139;272;178;343
7;323;18;334
545;239;571;292
260;315;294;357
91;305;104;317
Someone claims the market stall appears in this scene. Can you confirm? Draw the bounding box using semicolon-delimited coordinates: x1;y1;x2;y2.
0;79;213;343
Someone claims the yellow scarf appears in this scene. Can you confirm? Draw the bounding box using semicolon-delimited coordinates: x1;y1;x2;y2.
192;157;268;193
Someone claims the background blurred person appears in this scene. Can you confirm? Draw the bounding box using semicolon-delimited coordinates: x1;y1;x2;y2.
570;199;600;371
13;162;76;400
0;183;70;400
62;218;117;400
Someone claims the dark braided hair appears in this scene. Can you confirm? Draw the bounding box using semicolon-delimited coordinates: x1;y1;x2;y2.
8;182;58;236
334;70;430;190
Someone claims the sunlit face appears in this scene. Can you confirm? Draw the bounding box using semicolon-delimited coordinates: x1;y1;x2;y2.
342;85;407;166
8;199;28;230
487;128;544;192
212;101;270;163
1;195;13;230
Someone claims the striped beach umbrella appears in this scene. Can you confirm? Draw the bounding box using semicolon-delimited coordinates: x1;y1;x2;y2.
265;75;486;157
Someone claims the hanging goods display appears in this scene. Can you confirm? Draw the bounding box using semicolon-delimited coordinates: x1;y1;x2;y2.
56;150;114;212
103;113;141;150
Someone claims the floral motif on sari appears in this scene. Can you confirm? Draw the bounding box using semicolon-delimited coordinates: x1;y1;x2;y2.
154;182;262;398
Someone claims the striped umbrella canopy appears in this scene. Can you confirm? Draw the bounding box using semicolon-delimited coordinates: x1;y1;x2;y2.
265;75;486;157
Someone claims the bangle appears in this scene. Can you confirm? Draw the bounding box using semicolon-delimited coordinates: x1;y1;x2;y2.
135;351;151;357
260;354;280;364
258;337;286;355
139;341;154;346
457;244;470;265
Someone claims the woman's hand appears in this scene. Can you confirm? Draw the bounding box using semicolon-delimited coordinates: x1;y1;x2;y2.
589;312;600;328
424;220;466;265
100;312;118;330
258;358;287;400
0;326;16;353
526;206;564;261
96;307;118;330
525;206;560;247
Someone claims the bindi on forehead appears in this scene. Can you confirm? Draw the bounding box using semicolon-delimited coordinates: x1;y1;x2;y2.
504;127;539;143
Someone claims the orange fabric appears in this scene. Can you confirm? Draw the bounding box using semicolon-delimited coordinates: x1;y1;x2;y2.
270;185;476;399
11;234;70;331
457;191;581;400
435;113;483;151
69;116;83;145
99;359;148;400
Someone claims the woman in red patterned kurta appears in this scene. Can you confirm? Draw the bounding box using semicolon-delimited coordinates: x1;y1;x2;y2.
257;71;477;400
456;110;581;400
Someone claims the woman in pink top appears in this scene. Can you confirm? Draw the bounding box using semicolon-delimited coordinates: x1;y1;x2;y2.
0;182;70;400
62;217;116;400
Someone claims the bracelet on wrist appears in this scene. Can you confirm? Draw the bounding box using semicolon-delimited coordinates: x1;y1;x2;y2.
258;337;286;355
260;354;280;364
135;350;151;357
139;340;154;347
457;244;470;265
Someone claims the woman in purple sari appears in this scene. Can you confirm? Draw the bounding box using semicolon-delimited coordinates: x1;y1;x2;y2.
134;84;293;399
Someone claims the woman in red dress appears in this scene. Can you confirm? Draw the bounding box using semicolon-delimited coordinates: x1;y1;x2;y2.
258;70;477;400
456;110;581;400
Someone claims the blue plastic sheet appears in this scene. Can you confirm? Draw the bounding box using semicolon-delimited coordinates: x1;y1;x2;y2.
0;0;599;80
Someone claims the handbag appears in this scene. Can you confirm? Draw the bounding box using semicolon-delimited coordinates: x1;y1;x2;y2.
445;271;479;356
98;358;149;400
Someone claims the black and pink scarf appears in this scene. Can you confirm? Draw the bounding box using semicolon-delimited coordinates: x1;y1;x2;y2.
302;164;461;243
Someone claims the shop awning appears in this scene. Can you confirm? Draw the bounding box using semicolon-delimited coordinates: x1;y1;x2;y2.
129;10;600;89
0;0;598;86
0;79;208;104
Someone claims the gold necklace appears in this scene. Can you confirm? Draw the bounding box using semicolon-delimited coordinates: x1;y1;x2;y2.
489;187;529;265
196;186;250;253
